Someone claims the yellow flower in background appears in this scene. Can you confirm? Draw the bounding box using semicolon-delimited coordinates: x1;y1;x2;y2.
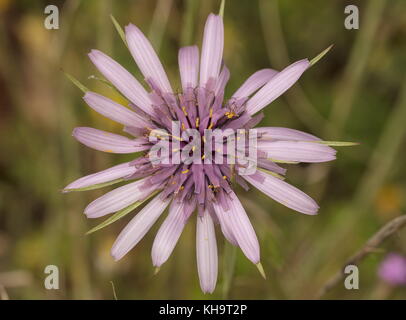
375;184;403;219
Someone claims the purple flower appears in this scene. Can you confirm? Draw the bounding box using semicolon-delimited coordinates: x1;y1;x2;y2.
378;253;406;286
64;13;337;293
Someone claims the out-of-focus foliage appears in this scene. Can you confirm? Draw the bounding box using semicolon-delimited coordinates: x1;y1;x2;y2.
0;0;405;299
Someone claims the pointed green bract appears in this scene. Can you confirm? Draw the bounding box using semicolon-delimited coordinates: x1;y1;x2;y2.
63;178;124;193
219;0;226;17
63;71;89;93
85;190;160;235
258;167;285;180
309;44;334;67
88;75;129;103
88;75;114;89
110;14;127;47
307;140;360;147
268;158;300;164
256;262;267;279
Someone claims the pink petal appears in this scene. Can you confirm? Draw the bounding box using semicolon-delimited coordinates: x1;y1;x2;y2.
178;46;199;90
214;192;260;264
84;178;157;218
214;65;230;96
73;127;150;154
64;162;135;191
151;200;192;267
257;127;321;141
246;59;310;115
83;92;149;128
88;50;153;115
111;194;170;261
199;14;224;88
212;201;238;246
196;210;218;294
232;69;278;99
258;140;336;163
244;170;319;215
125;24;173;94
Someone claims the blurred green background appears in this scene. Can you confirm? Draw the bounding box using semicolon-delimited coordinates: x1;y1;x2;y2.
0;0;406;299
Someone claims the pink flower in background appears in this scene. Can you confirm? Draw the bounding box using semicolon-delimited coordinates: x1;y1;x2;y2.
378;253;406;286
64;13;337;293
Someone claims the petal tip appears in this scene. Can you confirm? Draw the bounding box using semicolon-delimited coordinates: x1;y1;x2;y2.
83;204;95;217
202;286;215;294
111;246;123;261
71;127;78;137
111;253;121;262
88;49;100;59
124;23;137;34
82;91;92;101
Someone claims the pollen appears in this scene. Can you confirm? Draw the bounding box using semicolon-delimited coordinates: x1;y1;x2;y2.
225;111;236;119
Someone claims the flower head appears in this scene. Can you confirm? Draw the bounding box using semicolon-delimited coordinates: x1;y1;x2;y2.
65;13;337;293
378;253;406;286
